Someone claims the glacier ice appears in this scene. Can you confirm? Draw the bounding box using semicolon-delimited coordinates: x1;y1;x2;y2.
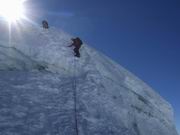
0;22;179;135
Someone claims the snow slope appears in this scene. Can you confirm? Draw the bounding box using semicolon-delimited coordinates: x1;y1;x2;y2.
0;22;178;135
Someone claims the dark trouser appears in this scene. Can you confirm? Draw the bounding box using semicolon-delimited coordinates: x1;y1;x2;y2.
74;47;80;57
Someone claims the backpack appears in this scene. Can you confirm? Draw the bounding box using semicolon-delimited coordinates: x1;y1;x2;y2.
76;38;83;47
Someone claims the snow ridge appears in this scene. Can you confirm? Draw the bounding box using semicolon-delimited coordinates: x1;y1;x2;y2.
0;23;178;135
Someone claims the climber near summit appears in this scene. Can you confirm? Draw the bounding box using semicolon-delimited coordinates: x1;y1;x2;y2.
42;20;49;29
68;37;83;58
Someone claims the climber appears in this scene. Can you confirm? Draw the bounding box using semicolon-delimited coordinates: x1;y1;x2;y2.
42;20;49;29
68;37;83;58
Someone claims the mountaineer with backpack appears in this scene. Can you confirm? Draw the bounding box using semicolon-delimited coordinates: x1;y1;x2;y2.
68;37;83;58
42;20;49;29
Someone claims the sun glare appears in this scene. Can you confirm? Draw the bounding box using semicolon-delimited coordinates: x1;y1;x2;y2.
0;0;26;23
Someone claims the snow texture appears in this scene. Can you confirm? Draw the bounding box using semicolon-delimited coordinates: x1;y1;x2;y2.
0;22;179;135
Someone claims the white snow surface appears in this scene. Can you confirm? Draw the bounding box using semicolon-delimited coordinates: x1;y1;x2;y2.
0;22;178;135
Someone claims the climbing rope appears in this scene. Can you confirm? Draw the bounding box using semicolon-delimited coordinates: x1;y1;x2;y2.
73;56;79;135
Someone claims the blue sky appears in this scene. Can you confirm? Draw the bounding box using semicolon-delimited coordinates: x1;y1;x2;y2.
26;0;180;133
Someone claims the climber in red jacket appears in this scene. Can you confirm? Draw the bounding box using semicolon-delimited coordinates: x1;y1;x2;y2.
68;37;83;58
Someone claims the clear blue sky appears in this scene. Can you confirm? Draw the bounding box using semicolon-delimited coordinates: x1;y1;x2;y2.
26;0;180;133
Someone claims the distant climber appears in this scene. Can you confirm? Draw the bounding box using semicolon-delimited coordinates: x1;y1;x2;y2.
68;37;83;58
42;20;49;29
